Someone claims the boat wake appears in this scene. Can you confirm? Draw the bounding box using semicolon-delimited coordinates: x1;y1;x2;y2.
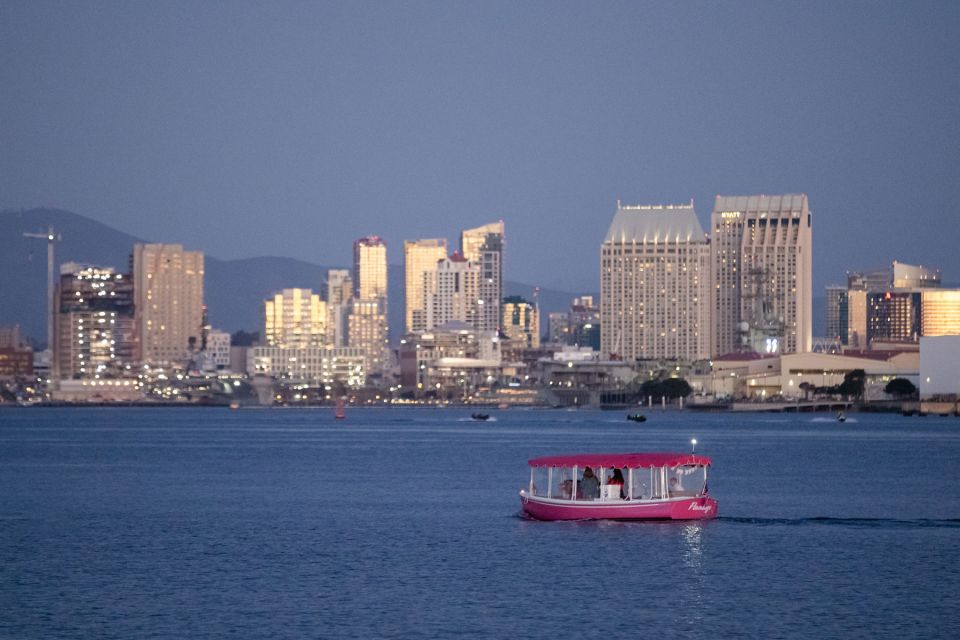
720;516;960;529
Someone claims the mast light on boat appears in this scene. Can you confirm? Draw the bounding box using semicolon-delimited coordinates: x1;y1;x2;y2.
691;438;697;453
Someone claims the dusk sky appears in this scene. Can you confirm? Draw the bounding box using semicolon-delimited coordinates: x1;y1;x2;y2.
2;1;958;293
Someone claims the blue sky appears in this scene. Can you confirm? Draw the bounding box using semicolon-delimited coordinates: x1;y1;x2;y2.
2;1;958;292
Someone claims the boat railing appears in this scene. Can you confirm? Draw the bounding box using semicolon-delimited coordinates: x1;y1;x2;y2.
525;491;703;504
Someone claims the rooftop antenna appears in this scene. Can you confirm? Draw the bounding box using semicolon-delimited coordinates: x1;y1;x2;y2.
690;438;698;454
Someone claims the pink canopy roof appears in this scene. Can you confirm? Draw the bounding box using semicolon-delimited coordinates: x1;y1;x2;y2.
527;452;711;469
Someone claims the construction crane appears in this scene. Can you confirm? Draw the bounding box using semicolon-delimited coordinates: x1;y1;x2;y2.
23;225;60;353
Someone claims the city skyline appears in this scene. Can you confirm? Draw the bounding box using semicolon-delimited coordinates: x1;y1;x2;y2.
2;3;959;295
3;203;955;348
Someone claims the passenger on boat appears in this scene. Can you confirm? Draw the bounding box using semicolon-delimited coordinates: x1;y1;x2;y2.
607;468;626;499
580;467;600;500
669;476;694;497
560;479;573;500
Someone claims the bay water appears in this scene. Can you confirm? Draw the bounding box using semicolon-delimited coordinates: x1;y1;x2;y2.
2;407;958;638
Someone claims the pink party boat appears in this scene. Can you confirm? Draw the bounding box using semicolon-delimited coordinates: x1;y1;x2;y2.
519;452;717;521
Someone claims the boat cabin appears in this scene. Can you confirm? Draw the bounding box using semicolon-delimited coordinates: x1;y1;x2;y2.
526;453;710;503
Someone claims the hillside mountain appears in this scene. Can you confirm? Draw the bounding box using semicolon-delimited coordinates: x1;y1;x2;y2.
1;208;591;346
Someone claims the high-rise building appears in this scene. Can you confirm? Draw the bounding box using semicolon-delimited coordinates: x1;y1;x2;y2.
847;289;869;349
601;202;711;361
351;238;388;375
353;237;387;301
0;347;32;378
425;252;480;330
867;291;921;344
711;194;812;356
825;285;849;344
848;261;940;292
404;238;447;333
548;297;601;348
461;221;504;333
845;261;942;348
264;288;327;348
326;269;353;305
920;290;960;336
132;244;204;366
847;268;890;293
54;263;135;379
460;221;504;262
0;325;25;349
892;262;940;289
325;269;353;348
348;298;388;376
548;312;570;344
856;287;960;347
568;297;601;349
502;296;540;348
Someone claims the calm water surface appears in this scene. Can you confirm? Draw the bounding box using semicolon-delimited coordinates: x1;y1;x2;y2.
2;407;958;638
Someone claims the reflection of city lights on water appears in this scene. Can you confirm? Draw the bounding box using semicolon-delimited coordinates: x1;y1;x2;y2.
679;523;707;626
682;523;704;568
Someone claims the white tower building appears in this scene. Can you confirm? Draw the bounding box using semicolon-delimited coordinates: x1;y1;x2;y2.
600;202;711;361
425;252;480;330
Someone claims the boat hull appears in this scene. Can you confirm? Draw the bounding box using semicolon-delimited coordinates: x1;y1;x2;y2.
520;492;718;521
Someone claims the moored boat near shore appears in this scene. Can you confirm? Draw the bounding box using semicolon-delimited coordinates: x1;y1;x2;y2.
520;452;717;521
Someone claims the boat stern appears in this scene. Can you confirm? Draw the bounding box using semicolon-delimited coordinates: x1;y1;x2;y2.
670;496;718;520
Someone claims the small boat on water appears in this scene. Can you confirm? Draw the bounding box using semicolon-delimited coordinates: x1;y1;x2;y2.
837;411;846;423
471;413;490;421
519;452;717;521
626;413;647;423
229;401;240;410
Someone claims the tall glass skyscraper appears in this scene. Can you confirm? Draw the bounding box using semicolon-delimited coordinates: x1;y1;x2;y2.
825;285;848;344
460;221;504;333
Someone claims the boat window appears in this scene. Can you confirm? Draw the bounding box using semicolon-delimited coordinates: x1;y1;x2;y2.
549;467;575;500
530;466;578;499
668;465;707;497
626;468;648;500
530;467;549;498
575;465;601;501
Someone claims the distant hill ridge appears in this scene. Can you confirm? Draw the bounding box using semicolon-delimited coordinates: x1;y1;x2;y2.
0;208;589;346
